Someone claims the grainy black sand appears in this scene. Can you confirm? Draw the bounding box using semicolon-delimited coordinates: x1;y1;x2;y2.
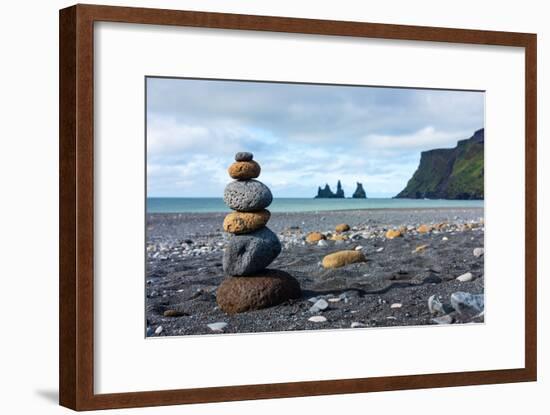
146;207;484;336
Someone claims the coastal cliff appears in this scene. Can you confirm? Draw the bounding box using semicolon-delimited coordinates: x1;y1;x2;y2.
395;129;484;200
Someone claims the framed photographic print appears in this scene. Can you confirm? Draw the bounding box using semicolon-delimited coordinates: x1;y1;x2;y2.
59;4;537;410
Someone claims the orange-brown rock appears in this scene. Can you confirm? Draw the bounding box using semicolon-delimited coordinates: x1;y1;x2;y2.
306;232;326;243
223;210;270;234
216;270;301;314
322;250;365;269
335;223;350;233
385;229;403;239
417;224;432;234
228;160;261;180
330;234;347;241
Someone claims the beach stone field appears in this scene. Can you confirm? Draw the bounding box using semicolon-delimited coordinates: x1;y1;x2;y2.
146;207;484;336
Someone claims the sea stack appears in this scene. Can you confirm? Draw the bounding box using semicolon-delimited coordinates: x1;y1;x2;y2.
217;152;301;314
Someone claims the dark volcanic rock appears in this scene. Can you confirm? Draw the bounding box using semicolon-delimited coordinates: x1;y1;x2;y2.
224;179;273;211
223;227;281;275
352;182;367;198
216;269;301;314
396;129;484;200
235;152;253;161
315;180;345;198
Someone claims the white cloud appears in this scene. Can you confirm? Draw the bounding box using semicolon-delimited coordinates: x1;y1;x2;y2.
146;78;484;197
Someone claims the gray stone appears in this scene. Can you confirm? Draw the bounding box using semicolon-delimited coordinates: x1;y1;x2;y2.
456;272;474;282
428;295;444;314
450;291;484;315
222;227;281;275
432;315;454;325
207;322;228;332
309;298;329;313
235;152;253;162
473;247;485;257
224;179;272;211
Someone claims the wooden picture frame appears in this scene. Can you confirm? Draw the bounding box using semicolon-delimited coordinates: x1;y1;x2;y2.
59;4;537;410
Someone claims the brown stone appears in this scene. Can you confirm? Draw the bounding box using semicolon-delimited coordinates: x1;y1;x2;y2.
163;309;187;317
335;223;350;233
228;160;261;180
386;229;403;239
330;234;347;241
223;210;270;234
306;232;326;243
413;244;429;253
322;250;365;269
417;224;432;234
216;270;301;314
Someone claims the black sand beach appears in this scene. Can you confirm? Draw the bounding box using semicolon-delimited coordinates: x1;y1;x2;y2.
146;207;484;336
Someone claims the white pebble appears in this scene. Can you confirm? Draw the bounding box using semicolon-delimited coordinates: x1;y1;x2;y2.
390;303;402;309
457;272;474;282
355;245;363;251
442;236;449;241
317;239;328;247
328;298;341;303
351;322;367;328
207;322;228;332
154;326;163;335
309;299;329;313
473;247;484;257
308;316;327;323
376;247;384;252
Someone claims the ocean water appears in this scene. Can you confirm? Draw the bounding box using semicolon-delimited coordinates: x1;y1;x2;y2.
147;197;484;213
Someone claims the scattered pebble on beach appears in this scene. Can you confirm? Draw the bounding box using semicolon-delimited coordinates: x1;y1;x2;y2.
154;326;163;335
309;299;329;313
473;247;484;257
207;322;228;332
390;303;403;309
456;272;474;282
351;322;367;328
308;316;327;323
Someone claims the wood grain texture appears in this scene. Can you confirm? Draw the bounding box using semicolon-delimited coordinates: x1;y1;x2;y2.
59;3;537;411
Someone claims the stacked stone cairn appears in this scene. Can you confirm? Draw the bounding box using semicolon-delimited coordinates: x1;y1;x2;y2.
216;152;301;314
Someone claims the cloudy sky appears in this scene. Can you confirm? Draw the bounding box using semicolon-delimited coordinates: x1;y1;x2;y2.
146;77;484;198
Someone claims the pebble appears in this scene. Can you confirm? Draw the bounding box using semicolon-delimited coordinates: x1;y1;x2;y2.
473;247;485;257
309;298;329;313
328;298;341;303
228;160;261;180
390;303;402;309
308;297;318;303
413;244;429;253
308;316;327;323
456;272;474;282
163;309;186;317
354;245;363;251
376;247;384;252
450;292;484;314
317;239;328;247
442;236;449;241
351;322;367;328
335;223;350;232
322;250;366;269
154;326;163;335
432;315;454;325
428;295;445;314
235;151;253;161
222;227;281;275
223;179;272;211
306;232;326;243
207;322;228;332
385;229;402;239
